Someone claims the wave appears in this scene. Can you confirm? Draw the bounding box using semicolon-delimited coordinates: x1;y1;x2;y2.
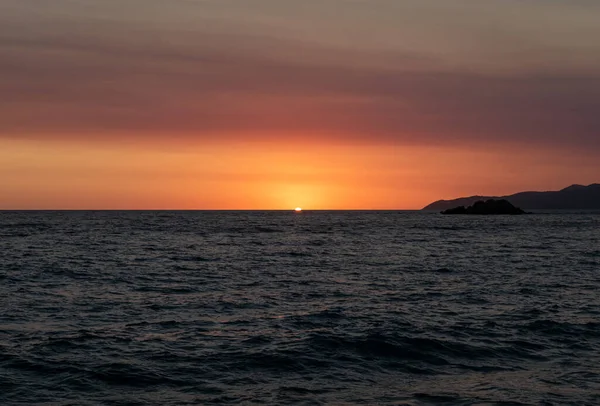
523;319;600;337
299;331;549;367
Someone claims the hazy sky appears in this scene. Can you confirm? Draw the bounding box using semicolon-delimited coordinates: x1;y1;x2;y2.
1;0;599;209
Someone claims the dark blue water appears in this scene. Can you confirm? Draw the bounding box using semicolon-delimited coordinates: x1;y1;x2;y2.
1;211;599;405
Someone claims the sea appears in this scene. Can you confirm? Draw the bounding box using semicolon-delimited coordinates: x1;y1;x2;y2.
1;210;599;405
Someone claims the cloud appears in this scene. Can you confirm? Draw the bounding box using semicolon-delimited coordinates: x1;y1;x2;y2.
0;3;599;151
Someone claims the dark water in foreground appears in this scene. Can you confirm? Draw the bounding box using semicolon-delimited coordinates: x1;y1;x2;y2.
1;211;599;405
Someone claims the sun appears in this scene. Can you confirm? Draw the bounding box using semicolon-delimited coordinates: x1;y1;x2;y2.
294;207;302;212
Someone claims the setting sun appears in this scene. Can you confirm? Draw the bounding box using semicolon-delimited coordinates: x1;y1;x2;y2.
295;207;302;212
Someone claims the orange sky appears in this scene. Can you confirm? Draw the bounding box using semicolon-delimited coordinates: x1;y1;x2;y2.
1;1;599;209
1;137;598;210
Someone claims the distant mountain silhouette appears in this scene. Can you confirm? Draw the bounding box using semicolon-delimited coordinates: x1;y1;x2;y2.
441;199;527;215
423;184;600;211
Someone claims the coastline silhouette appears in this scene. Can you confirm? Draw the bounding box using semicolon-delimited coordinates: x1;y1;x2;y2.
424;183;600;211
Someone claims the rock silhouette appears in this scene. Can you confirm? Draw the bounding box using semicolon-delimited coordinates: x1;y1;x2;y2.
441;199;527;215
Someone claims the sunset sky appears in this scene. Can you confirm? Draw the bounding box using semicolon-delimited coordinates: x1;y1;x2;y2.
1;0;599;209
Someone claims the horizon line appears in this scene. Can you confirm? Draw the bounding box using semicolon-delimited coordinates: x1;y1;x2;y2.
0;208;426;212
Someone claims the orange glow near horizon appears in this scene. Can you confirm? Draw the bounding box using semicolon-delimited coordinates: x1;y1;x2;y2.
1;137;599;210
